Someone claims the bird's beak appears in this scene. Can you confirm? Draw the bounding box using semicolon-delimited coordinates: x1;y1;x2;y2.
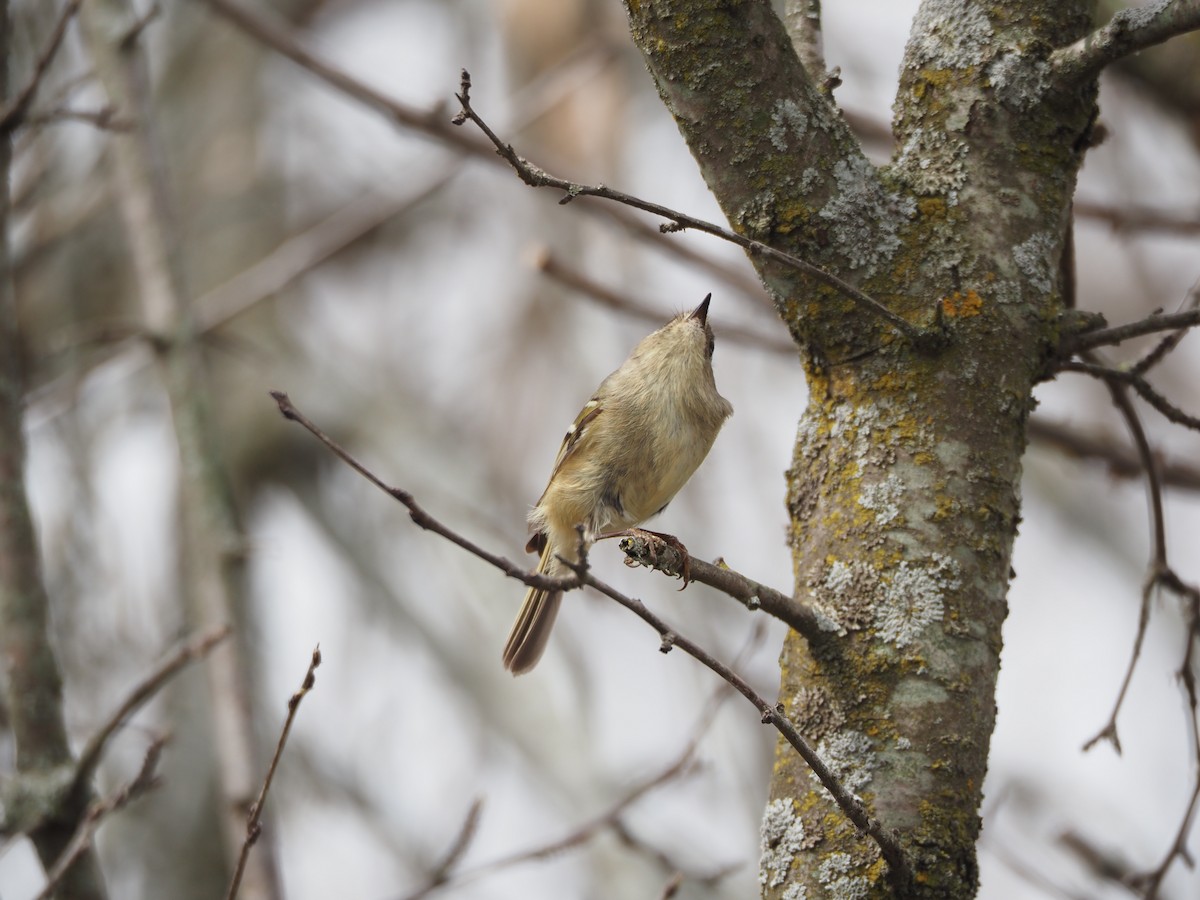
690;293;712;325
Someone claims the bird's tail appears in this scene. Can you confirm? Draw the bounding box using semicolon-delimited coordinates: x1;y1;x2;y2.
502;539;563;675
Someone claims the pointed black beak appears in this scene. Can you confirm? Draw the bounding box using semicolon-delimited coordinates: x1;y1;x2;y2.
690;293;712;325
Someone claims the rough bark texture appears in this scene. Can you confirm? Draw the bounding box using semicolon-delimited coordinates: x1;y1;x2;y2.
622;0;1097;896
0;1;108;894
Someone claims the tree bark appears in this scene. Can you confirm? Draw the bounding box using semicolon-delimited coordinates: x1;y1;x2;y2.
622;1;1097;895
0;0;108;895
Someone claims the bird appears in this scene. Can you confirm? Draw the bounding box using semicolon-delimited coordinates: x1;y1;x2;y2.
503;294;732;674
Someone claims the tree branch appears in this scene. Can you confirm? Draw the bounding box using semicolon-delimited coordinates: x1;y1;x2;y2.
226;645;322;900
35;736;167;900
268;390;911;890
71;625;232;799
783;0;825;79
1026;415;1200;492
616;533;827;643
0;0;84;133
1060;360;1200;431
1058;308;1200;355
451;69;943;352
1052;0;1200;83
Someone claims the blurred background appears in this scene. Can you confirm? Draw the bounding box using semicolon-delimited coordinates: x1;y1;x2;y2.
3;0;1199;897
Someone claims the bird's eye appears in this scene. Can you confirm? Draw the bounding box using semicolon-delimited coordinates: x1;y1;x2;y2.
705;332;715;358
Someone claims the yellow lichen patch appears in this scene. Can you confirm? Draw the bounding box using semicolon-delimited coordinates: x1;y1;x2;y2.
941;289;983;318
917;197;947;220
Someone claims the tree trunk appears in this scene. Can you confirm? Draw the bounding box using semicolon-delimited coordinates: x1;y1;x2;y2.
622;1;1097;895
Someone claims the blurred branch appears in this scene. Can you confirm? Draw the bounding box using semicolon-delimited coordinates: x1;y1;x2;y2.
269;389;911;891
453;69;941;352
22;104;134;132
1052;0;1200;83
78;1;281;894
1060;360;1200;430
71;625;232;798
0;0;83;133
530;245;795;354
227;646;322;900
197;0;484;156
1026;416;1200;492
1074;349;1200;893
1059;308;1200;355
35;737;167;900
783;0;825;79
1075;199;1200;236
0;0;107;893
404;652;754;898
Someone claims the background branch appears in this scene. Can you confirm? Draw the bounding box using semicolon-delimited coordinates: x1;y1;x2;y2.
452;69;940;350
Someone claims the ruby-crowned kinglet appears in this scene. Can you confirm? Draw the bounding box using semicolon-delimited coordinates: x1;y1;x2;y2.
503;294;733;674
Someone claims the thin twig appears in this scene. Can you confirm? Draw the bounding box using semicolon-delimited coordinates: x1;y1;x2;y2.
1072;352;1200;891
577;567;909;891
22;105;135;132
71;625;232;798
0;0;85;133
1079;353;1166;755
35;737;167;900
270;391;911;891
270;391;583;596
1059;308;1200;356
1051;0;1200;83
451;69;941;352
1060;360;1200;431
225;645;322;900
403;654;756;899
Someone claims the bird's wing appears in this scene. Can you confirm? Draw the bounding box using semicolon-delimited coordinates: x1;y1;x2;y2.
548;397;602;483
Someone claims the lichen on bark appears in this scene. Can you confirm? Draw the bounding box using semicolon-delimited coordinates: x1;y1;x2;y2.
622;1;1099;896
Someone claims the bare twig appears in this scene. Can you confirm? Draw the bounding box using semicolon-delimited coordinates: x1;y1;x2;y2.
226;645;322;900
0;0;84;133
1060;360;1200;431
452;69;941;352
403;659;755;899
1051;0;1200;83
1079;355;1167;755
269;391;584;596
71;625;232;798
417;798;484;894
1059;308;1200;356
35;736;167;900
22;104;134;132
270;391;911;890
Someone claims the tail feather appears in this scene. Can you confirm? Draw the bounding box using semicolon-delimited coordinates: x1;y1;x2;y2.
502;540;562;674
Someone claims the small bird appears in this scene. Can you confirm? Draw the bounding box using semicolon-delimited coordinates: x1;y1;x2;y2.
503;294;733;674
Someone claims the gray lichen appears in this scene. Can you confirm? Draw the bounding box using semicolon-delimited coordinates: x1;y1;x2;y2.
760;798;807;887
873;553;961;648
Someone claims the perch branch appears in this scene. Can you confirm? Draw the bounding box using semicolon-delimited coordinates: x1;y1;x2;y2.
269;390;910;890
